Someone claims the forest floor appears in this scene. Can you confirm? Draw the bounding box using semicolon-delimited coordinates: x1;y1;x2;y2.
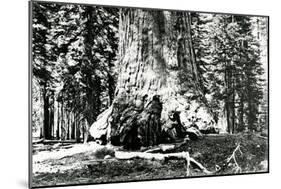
32;133;268;187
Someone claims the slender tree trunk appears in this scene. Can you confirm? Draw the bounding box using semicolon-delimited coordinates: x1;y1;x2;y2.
231;77;236;133
50;92;55;139
42;84;51;139
53;97;58;139
60;98;65;140
67;110;70;140
225;66;235;134
107;61;115;105
238;94;244;132
83;121;89;144
39;109;44;139
76;122;81;142
56;100;60;140
71;112;75;139
247;95;255;131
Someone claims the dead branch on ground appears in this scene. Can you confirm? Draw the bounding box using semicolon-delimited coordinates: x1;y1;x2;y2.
226;143;243;173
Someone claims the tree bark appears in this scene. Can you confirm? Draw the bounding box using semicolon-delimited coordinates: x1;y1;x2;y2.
225;65;235;134
108;9;213;148
71;112;75;140
56;100;60;140
42;84;51;140
75;113;81;142
237;94;244;132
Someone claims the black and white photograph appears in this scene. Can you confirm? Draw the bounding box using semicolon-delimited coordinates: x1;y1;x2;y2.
30;0;269;188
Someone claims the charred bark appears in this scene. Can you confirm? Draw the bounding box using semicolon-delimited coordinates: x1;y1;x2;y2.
107;9;212;148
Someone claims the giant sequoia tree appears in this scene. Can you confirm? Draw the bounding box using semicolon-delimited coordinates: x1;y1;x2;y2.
108;9;213;148
32;2;267;147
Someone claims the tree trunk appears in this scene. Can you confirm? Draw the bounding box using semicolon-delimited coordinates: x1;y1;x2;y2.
83;6;102;125
247;95;255;131
66;110;69;140
109;9;213;148
56;100;60;140
71;112;75;140
42;84;51;140
225;65;235;134
237;94;244;132
60;98;66;140
83;119;90;144
50;92;55;139
107;69;115;105
75;113;81;142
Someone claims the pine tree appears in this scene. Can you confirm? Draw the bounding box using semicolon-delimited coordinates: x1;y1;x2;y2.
190;14;266;133
32;2;119;141
32;2;58;139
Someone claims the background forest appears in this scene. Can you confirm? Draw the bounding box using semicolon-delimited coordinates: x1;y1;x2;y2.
32;2;268;143
32;3;119;141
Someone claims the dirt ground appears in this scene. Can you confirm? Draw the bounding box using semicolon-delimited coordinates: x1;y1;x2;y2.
32;133;268;187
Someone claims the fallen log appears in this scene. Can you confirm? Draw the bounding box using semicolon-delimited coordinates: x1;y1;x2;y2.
202;133;230;138
42;140;77;144
32;138;44;144
115;151;187;161
143;139;189;153
115;151;212;175
82;152;192;176
257;135;268;140
33;139;78;144
81;147;212;176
